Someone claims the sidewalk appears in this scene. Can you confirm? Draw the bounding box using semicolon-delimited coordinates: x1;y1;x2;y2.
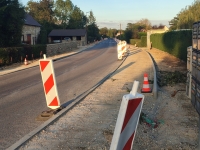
15;46;155;150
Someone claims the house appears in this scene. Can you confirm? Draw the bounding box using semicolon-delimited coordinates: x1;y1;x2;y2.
21;14;41;45
48;29;87;46
148;25;169;34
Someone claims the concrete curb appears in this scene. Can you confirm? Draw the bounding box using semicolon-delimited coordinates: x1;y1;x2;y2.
144;49;158;99
7;43;128;150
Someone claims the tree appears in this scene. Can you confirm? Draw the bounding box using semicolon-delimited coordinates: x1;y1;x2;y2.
0;0;25;47
169;16;179;30
54;0;73;28
104;28;118;38
107;29;113;38
66;5;86;29
99;27;108;37
87;23;100;42
124;29;132;43
122;19;152;42
169;1;200;30
25;0;54;24
25;0;100;43
25;1;38;17
37;26;47;44
137;18;151;30
88;11;96;25
152;24;165;29
25;0;61;44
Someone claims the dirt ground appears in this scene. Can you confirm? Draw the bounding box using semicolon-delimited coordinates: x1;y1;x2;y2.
132;48;199;150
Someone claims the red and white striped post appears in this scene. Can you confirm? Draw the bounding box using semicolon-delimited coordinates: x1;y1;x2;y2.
121;41;127;56
39;54;60;109
124;41;127;53
110;80;144;150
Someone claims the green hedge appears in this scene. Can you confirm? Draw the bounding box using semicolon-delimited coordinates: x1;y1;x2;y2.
138;32;147;39
141;36;147;47
130;36;147;47
87;36;96;43
150;30;192;62
0;44;46;67
23;45;46;60
0;47;24;66
130;39;141;46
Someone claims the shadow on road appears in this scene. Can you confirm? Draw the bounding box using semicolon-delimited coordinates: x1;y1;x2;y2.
112;62;135;76
60;61;135;108
128;49;142;56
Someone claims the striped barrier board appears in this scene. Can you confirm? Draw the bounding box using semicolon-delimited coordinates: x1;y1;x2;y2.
117;40;127;60
39;55;60;109
121;46;126;56
110;81;144;150
117;42;123;60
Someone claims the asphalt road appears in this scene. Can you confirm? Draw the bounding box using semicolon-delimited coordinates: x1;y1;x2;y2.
0;39;122;149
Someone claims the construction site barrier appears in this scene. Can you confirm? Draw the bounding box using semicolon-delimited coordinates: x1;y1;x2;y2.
117;40;127;60
39;54;61;109
110;81;144;150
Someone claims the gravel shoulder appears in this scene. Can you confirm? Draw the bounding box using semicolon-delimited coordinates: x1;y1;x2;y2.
133;48;199;150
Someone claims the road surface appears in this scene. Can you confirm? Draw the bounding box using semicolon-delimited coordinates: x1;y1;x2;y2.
0;39;122;149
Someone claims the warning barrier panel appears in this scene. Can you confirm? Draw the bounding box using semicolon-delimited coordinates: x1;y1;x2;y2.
110;81;144;150
117;40;127;60
39;55;60;109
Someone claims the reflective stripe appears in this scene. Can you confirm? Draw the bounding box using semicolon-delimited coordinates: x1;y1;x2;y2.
143;84;150;88
117;99;142;150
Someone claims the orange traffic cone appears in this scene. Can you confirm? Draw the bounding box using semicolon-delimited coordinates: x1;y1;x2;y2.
24;58;28;65
141;73;152;93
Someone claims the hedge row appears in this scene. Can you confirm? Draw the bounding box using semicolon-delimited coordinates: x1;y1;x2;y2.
0;44;46;66
138;32;147;39
130;39;141;46
130;36;147;47
150;30;192;62
141;36;147;47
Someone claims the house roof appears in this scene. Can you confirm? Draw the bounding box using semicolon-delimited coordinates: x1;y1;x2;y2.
48;29;86;37
24;14;41;27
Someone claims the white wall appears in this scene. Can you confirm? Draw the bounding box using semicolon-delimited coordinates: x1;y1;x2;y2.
22;25;41;45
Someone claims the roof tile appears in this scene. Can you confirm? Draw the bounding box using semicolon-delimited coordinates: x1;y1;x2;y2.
25;14;41;27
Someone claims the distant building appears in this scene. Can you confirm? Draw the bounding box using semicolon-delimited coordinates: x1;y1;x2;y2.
21;14;41;45
48;29;87;46
116;31;123;37
140;29;147;32
148;25;169;34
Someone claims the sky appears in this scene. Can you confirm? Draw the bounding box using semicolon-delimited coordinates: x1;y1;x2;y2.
19;0;195;30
